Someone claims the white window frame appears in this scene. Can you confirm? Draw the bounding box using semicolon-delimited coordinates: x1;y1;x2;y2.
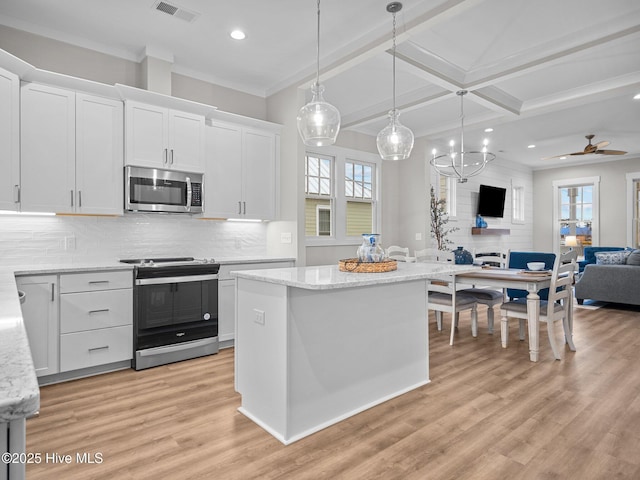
552;176;600;254
438;174;457;219
305;146;381;246
316;204;332;236
511;182;525;224
626;171;640;248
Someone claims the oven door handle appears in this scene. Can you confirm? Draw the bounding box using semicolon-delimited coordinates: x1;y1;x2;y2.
136;274;219;285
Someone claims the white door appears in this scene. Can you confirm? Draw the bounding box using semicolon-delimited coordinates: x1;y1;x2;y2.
218;279;236;343
0;67;20;211
76;93;124;215
205;122;243;217
17;275;60;377
125;101;168;169
169;110;204;172
243;129;276;220
21;83;76;213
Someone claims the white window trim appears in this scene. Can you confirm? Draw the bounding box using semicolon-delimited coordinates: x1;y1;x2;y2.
306;146;381;247
316;204;332;236
552;176;600;254
511;181;525;225
626;171;640;248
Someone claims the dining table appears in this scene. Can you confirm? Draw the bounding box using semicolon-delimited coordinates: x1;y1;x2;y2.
456;267;571;362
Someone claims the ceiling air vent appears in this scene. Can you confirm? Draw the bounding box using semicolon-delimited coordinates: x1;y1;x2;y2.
152;1;199;23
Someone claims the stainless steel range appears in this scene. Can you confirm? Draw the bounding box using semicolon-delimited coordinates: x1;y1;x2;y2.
120;257;220;370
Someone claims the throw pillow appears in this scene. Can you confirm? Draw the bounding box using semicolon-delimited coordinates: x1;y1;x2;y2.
595;251;628;265
626;249;640;266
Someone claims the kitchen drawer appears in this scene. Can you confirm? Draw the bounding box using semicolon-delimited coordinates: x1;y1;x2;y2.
60;270;132;293
218;261;293;280
60;288;133;333
60;325;132;372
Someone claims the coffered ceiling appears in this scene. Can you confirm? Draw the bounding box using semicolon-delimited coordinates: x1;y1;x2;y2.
1;0;639;169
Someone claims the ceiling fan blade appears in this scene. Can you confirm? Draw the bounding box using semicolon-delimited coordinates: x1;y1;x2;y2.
596;149;627;155
595;140;610;149
541;152;584;160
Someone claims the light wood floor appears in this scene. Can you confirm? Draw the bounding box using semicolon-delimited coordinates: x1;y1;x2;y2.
27;303;640;480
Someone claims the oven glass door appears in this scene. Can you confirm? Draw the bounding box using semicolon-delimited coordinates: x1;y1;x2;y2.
137;280;218;330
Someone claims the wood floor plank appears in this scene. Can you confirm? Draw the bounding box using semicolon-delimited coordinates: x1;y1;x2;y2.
26;303;640;479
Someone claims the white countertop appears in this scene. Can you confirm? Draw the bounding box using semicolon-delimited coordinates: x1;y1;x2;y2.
0;255;292;422
233;262;477;290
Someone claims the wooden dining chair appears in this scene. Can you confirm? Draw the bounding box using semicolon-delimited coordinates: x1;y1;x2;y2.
459;250;508;334
386;245;411;261
425;249;478;345
499;251;577;359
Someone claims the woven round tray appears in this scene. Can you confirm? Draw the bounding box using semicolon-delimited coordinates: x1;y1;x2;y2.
338;258;398;273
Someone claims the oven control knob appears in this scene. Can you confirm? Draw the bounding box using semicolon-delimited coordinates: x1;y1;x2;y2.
203;313;211;320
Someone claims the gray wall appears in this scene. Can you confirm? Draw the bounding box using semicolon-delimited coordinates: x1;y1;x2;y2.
533;156;640;251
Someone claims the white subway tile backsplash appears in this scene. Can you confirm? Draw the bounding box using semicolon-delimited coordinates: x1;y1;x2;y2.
0;213;268;266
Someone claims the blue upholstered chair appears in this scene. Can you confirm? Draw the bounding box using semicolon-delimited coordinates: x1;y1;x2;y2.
507;251;556;301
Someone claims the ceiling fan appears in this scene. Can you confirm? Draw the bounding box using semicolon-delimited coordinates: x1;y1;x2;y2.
544;134;627;160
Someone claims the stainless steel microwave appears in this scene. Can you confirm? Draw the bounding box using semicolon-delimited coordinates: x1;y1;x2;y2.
125;166;204;213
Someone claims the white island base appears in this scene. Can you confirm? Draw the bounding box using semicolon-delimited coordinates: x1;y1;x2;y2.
235;275;430;445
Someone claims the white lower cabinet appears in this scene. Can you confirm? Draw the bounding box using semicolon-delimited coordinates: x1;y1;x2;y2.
218;261;293;345
16;275;59;377
58;270;133;374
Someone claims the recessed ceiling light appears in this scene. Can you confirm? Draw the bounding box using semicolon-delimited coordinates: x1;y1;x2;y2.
230;29;246;40
484;128;493;133
560;156;567;160
634;93;640;100
527;144;536;149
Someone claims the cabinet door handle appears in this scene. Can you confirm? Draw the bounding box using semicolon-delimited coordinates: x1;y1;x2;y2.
51;283;55;302
88;309;110;315
14;185;20;203
243;201;246;214
70;190;74;207
88;346;109;352
170;149;174;165
163;148;168;164
78;190;82;208
238;201;242;214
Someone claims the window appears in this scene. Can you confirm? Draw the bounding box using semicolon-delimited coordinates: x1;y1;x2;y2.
438;175;457;217
305;147;380;245
553;177;599;257
512;184;525;224
626;172;640;249
345;161;374;236
305;154;333;237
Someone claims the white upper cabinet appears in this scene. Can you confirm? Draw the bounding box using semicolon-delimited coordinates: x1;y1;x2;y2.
205;120;279;220
125;101;204;173
21;83;76;213
20;83;124;215
0;67;20;211
75;93;124;215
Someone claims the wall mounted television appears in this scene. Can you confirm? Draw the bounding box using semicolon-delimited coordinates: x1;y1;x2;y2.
477;184;506;218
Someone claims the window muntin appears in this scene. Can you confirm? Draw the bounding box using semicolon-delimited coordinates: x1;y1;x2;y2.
305;154;334;238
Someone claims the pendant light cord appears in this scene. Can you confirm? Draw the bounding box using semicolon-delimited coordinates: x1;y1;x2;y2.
392;10;397;111
315;0;321;88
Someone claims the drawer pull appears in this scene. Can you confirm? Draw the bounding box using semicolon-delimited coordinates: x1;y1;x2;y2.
88;309;110;315
88;281;110;285
88;345;110;352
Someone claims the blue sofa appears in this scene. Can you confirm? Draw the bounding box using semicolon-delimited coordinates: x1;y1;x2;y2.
578;246;625;273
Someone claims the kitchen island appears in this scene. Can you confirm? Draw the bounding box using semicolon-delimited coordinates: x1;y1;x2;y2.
233;262;475;444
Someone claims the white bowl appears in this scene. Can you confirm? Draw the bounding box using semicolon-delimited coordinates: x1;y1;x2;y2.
527;262;546;271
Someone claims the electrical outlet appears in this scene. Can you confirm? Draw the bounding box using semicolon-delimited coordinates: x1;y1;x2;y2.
65;236;76;250
253;309;265;325
280;232;292;244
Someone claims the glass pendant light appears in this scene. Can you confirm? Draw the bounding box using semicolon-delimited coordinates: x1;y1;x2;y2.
377;2;414;161
297;0;341;147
